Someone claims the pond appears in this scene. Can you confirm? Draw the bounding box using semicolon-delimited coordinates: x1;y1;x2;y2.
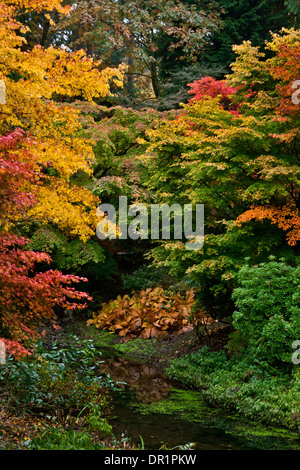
96;354;300;451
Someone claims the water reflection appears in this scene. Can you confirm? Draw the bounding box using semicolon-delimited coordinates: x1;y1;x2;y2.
96;356;178;402
95;354;300;451
95;355;244;449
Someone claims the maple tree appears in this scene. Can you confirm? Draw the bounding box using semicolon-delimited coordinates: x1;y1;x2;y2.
0;0;126;355
0;0;125;243
188;76;237;103
187;75;239;114
47;0;222;101
136;28;300;317
229;29;300;245
0;129;92;357
0;0;124;240
70;101;177;207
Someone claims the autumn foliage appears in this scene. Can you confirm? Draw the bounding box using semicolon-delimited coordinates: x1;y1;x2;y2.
136;28;300;318
1;0;300;352
0;0;125;356
188;76;239;114
0;129;92;357
229;29;300;244
87;288;195;339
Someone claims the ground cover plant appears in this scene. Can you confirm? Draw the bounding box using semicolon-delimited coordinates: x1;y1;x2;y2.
165;346;300;432
87;287;196;338
165;259;300;433
0;336;128;449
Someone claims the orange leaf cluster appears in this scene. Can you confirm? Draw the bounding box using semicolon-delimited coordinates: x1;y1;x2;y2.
87;288;195;339
236;205;300;246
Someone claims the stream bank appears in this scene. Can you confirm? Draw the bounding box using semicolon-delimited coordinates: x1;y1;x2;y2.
95;355;300;450
46;317;300;451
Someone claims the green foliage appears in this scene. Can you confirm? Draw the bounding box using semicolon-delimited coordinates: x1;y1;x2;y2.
26;226;118;283
24;403;114;450
85;404;113;435
148;221;294;318
232;258;300;367
25;426;108;450
204;0;295;70
137;29;300;319
121;264;176;291
0;337;116;421
285;0;300;15
25;421;137;450
166;347;300;431
27;227;106;272
49;0;222;103
158;63;228;110
225;330;248;356
74;103;176;206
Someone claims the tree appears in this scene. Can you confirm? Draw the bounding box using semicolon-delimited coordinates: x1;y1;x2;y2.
285;0;300;15
0;0;124;240
232;258;300;367
47;0;222;102
70;101;177;206
187;75;239;113
203;0;296;71
136;28;300;317
230;29;300;245
0;129;91;357
0;0;125;355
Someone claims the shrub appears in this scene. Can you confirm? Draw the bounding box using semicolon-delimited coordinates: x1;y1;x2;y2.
232;258;300;367
87;287;195;338
0;337;115;423
121;265;175;291
166;347;300;431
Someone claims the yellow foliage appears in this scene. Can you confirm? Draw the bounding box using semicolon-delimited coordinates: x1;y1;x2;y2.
28;178;100;241
0;0;125;239
6;0;70;13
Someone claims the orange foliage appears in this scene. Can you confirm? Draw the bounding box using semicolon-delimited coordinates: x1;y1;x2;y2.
87;288;195;339
0;0;124;239
236;205;300;246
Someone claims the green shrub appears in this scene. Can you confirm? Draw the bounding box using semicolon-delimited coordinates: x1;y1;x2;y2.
0;337;116;421
225;330;248;356
25;426;108;450
232;258;300;367
121;265;176;291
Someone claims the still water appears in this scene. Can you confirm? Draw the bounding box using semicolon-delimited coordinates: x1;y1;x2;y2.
96;355;300;451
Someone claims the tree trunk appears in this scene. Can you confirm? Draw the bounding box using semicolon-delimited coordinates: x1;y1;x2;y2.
149;60;160;99
127;54;136;96
40;20;50;47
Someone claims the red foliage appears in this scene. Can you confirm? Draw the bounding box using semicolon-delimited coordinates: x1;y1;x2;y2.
0;130;92;357
0;128;39;220
0;338;32;359
187;76;239;115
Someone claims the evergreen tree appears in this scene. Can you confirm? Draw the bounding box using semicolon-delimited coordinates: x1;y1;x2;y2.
204;0;296;71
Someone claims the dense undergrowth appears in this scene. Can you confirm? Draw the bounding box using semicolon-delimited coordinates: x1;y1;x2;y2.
0;336;137;450
166;346;300;433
